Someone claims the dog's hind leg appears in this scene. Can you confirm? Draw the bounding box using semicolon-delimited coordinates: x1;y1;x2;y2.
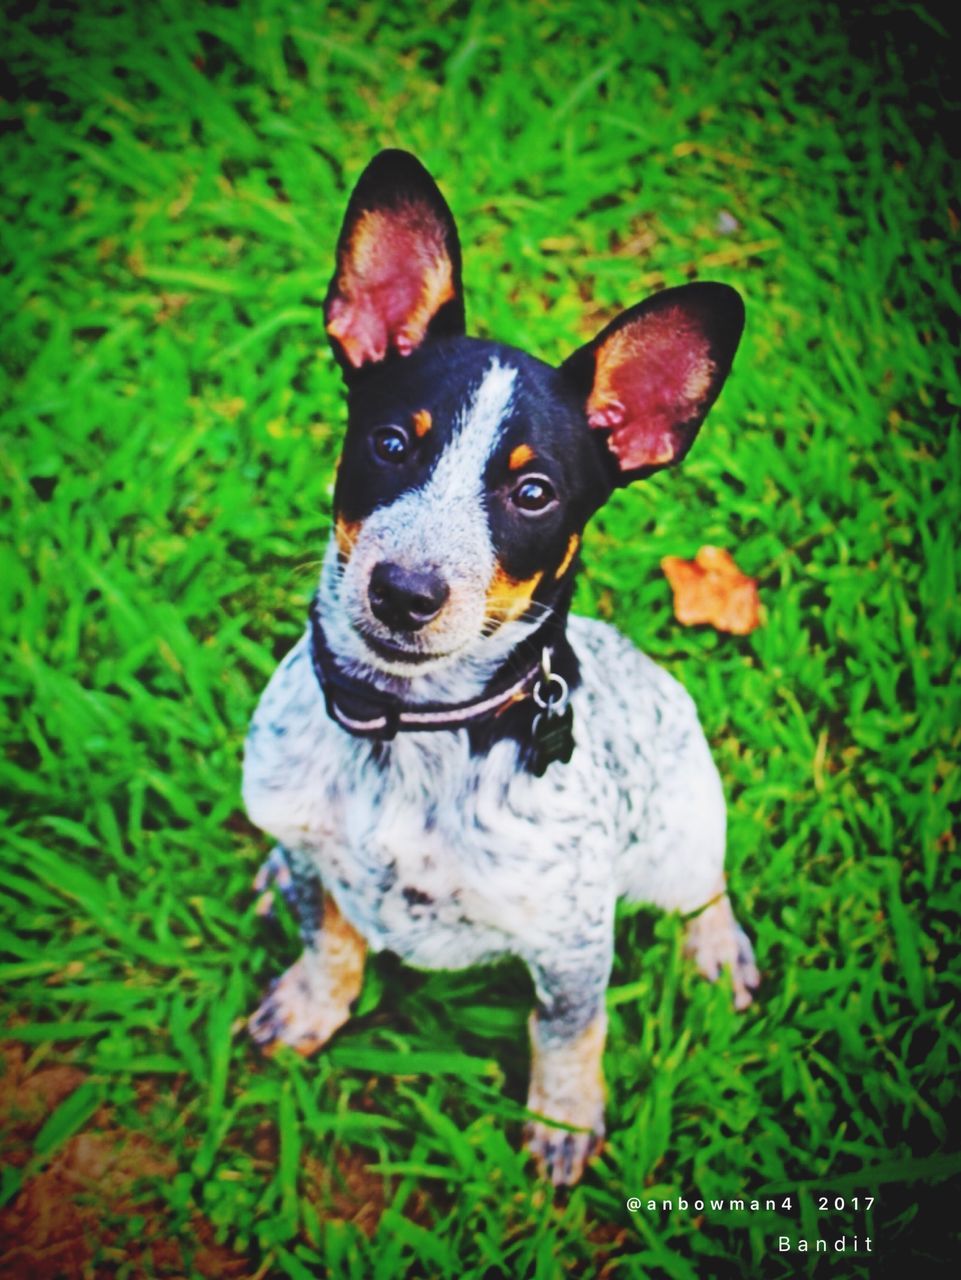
684;886;759;1011
252;845;324;945
249;847;366;1056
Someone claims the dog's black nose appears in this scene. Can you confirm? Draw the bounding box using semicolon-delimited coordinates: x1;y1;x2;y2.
368;562;450;632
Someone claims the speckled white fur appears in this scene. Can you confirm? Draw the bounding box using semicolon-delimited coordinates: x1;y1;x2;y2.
244;613;725;981
243;357;755;1187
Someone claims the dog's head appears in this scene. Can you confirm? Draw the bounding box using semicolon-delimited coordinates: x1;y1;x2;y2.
319;151;744;683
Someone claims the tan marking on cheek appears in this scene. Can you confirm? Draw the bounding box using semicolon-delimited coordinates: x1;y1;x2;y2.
509;443;535;470
413;408;432;438
554;533;580;579
335;516;361;560
485;565;544;623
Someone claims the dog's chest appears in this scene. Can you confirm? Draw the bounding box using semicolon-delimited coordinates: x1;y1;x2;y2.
329;732;607;966
243;637;624;967
242;617;716;968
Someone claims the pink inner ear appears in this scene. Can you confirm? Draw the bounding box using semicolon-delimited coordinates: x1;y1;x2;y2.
587;307;716;471
326;205;455;368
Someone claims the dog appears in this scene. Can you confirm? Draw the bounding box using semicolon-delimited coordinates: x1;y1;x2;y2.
242;149;758;1186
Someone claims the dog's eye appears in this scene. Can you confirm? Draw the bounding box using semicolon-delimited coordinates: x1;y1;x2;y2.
371;425;411;464
511;475;557;513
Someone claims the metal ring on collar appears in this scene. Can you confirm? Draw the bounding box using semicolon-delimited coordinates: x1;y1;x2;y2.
533;671;569;712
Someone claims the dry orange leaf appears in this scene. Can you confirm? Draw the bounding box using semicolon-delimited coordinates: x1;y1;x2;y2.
661;545;761;635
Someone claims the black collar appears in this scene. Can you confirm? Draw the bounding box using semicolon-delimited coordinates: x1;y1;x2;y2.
307;597;550;741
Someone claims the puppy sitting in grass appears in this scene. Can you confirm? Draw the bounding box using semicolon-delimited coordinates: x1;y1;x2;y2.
243;150;757;1185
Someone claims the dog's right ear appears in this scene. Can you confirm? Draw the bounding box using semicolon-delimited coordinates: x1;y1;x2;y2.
324;150;465;377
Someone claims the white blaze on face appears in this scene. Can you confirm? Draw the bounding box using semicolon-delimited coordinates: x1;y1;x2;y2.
332;359;518;667
421;358;517;517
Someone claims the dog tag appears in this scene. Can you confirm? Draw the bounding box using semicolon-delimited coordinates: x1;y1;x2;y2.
530;703;575;776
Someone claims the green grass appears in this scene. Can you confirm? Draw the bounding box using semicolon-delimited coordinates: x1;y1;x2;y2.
1;0;958;1275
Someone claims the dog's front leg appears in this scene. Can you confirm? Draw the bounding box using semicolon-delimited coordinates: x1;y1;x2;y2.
524;950;612;1186
249;846;366;1056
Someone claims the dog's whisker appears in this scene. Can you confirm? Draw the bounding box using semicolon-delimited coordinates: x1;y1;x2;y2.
484;601;557;630
293;559;325;579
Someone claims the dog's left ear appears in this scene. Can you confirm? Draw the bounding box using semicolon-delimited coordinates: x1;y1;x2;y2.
325;150;465;375
561;283;744;481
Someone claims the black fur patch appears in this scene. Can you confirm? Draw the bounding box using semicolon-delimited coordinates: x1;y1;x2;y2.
334;336;612;594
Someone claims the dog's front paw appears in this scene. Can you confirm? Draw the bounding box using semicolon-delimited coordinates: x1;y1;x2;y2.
685;894;760;1010
524;1065;605;1187
525;1007;607;1185
248;955;354;1057
524;1117;604;1187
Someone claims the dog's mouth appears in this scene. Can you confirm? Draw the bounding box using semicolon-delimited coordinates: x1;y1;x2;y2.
357;628;453;668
